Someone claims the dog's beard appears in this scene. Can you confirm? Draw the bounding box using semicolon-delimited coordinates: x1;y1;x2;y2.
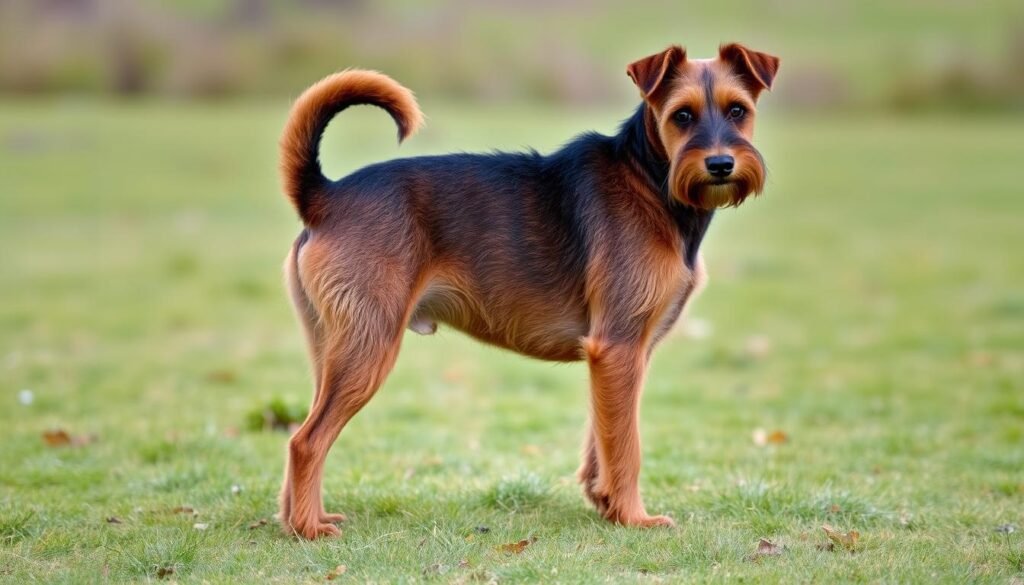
669;146;766;210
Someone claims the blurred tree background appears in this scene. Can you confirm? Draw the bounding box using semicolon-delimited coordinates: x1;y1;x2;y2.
2;0;1023;112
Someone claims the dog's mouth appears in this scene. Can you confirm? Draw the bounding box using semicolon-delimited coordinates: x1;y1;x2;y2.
670;148;766;210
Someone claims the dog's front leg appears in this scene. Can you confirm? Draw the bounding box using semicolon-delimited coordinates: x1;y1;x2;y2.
581;336;674;528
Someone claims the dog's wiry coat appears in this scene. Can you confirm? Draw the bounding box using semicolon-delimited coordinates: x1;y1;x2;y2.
277;45;779;539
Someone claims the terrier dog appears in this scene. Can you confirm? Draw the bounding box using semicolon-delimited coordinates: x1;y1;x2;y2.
277;43;779;539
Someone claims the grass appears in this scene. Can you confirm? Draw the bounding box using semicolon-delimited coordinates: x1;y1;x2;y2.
0;98;1022;583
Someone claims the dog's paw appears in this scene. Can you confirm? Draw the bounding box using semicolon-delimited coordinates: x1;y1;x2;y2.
619;513;676;528
320;512;347;524
286;516;343;540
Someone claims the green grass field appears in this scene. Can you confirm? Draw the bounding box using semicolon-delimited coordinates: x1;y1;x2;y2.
1;100;1022;583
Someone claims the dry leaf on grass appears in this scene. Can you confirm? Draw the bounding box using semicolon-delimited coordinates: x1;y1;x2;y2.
205;369;237;384
326;564;347;580
43;428;96;447
156;566;175;579
171;506;196;515
822;524;859;551
746;538;784;561
248;519;268;530
105;516;122;524
752;428;789;446
498;536;538;554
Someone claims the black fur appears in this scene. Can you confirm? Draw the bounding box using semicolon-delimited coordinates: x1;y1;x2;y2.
317;102;713;289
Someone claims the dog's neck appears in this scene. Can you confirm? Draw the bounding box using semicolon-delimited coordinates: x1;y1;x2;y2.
615;103;714;269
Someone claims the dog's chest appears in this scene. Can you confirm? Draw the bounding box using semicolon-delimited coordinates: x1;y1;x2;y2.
651;253;706;343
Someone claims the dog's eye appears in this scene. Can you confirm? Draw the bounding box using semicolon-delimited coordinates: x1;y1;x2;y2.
726;105;746;120
673;108;694;125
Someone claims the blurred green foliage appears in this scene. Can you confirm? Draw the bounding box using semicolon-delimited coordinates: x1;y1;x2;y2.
1;0;1023;112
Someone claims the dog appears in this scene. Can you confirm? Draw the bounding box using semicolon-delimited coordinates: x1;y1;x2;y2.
276;43;779;539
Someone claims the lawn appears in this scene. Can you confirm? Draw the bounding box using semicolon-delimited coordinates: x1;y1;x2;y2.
0;100;1022;583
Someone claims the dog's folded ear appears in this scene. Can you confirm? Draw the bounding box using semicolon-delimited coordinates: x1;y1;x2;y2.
627;45;686;100
718;43;780;98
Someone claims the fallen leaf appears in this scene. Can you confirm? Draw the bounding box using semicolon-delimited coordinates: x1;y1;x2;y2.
248;519;268;530
106;516;122;524
326;564;347;580
499;536;538;554
42;429;71;446
205;369;237;384
816;541;835;552
829;503;842;514
42;429;96;447
967;351;994;367
822;524;859;551
156;566;175;579
752;428;788;446
172;506;196;515
746;538;784;561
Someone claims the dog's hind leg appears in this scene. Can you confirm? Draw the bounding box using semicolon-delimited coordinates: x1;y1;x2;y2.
279;240;347;526
279;256;412;539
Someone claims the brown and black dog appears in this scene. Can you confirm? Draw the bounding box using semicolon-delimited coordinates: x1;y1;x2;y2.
277;44;779;539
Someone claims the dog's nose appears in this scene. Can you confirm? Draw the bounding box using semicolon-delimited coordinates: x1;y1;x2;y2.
704;155;735;178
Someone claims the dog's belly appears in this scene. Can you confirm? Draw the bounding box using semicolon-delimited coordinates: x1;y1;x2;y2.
408;279;587;362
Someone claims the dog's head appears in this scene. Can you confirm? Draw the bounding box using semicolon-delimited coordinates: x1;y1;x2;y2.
627;44;779;209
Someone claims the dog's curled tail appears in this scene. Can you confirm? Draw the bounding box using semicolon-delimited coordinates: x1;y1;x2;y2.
279;69;423;225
